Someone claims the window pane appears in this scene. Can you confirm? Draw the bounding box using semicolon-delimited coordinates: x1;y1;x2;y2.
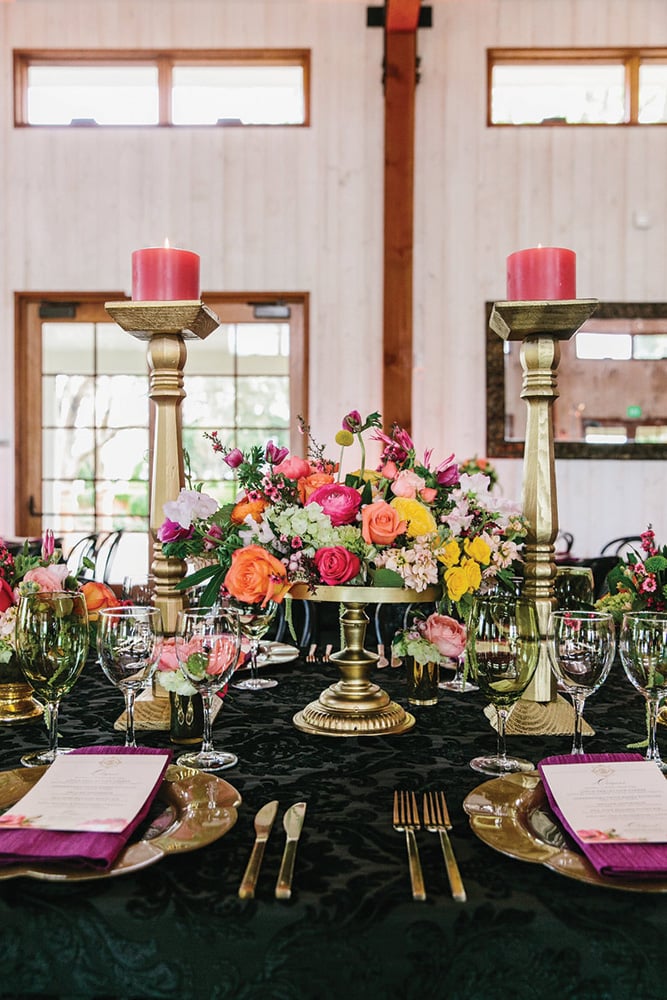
43;374;95;428
634;333;667;359
43;480;94;521
27;64;159;125
182;376;236;424
236;376;290;427
236;323;290;374
186;329;235;375
97;324;147;373
95;480;149;521
43;323;94;375
575;332;632;360
171;65;305;125
491;63;626;124
96;428;149;479
639;64;667;123
94;375;149;427
43;428;95;478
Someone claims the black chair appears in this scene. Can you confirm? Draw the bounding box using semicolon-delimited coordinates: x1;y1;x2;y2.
65;534;98;578
599;535;643;558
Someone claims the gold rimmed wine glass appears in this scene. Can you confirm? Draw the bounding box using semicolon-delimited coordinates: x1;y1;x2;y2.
15;590;89;767
97;605;164;747
620;611;667;772
547;609;616;755
175;608;242;771
468;595;540;775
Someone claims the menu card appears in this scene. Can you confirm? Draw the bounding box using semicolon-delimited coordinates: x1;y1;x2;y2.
0;752;171;834
540;759;667;844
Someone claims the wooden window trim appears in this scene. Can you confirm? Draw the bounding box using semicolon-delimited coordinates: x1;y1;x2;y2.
13;48;311;128
488;47;667;127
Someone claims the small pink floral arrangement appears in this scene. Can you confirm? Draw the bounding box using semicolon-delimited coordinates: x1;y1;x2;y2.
596;525;667;621
158;410;528;618
393;611;467;666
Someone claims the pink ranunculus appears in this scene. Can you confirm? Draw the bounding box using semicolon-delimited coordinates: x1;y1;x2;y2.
422;613;466;658
273;456;312;481
314;546;361;585
0;579;14;613
157;518;194;544
22;564;70;592
419;487;438;504
390;469;426;499
307;483;362;526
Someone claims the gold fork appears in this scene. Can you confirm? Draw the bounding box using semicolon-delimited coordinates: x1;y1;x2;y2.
392;790;426;901
423;790;466;903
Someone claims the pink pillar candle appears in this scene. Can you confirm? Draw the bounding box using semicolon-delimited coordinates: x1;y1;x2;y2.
131;246;200;301
506;247;576;301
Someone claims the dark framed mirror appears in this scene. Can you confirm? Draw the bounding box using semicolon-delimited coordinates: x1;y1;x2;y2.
486;301;667;459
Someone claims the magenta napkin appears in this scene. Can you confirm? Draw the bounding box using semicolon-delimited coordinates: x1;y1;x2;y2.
538;752;667;879
0;746;172;871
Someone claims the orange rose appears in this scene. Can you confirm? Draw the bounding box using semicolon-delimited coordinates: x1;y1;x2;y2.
361;501;407;546
230;495;269;525
298;471;335;504
81;581;120;621
224;545;291;606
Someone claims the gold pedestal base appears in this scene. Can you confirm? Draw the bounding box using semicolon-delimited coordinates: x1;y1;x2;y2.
290;584;437;738
0;682;43;724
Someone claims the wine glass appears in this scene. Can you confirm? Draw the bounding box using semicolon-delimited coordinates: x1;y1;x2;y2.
230;600;279;691
547;610;616;755
438;650;478;693
468;595;540;775
15;590;89;767
121;576;153;605
619;611;667;772
97;605;164;747
175;608;242;771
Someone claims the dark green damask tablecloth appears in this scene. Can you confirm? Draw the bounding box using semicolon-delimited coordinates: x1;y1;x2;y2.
0;647;665;1000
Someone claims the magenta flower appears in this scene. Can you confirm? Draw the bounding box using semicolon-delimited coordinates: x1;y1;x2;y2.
157;518;194;543
314;546;361;585
307;483;362;526
223;448;244;469
342;410;362;433
436;455;460;486
265;440;289;465
41;529;55;561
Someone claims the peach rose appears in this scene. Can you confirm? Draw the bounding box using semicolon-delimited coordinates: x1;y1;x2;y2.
224;545;291;606
422;613;466;659
273;456;311;481
298;471;335;504
230;495;269;525
361;501;407;546
81;581;121;621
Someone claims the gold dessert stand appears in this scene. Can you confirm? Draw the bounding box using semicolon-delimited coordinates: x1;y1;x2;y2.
290;584;438;737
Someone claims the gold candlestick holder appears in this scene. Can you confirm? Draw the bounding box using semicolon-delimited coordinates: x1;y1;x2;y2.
104;300;220;634
489;299;598;704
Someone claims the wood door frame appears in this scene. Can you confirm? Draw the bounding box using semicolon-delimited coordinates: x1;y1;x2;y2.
14;290;309;536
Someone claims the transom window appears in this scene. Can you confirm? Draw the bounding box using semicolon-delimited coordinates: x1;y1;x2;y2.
14;50;310;127
488;48;667;126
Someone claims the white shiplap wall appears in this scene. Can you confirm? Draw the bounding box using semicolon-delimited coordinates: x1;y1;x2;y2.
0;0;665;555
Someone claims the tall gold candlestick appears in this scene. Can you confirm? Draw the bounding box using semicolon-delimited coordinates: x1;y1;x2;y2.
105;300;220;633
489;299;598;702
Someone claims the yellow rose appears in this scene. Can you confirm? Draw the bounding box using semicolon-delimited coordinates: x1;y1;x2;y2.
351;468;381;484
437;539;461;568
464;536;491;565
444;565;470;603
390;497;437;538
462;556;482;591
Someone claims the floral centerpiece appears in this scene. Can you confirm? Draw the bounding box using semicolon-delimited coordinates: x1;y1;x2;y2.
392;611;467;666
158;410;528;620
596;526;667;623
458;455;499;491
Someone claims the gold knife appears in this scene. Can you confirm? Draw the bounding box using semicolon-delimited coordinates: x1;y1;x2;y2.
275;801;307;900
238;800;279;899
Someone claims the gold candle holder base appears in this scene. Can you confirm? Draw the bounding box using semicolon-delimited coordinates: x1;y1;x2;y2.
0;682;43;725
291;584;438;737
489;298;598;704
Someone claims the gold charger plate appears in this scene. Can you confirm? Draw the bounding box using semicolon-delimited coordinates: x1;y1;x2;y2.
0;763;241;882
463;772;667;894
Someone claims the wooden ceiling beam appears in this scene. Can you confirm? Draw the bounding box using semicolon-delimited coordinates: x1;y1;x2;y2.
385;0;422;34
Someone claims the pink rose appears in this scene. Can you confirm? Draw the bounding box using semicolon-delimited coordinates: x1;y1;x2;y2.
419;487;438;504
0;579;14;613
158;636;179;672
380;460;398;481
274;456;311;481
422;613;466;658
391;469;426;499
22;564;70;592
307;483;362;526
314;546;361;585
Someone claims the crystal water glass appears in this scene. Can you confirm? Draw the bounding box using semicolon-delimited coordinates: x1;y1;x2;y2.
620;611;667;772
175;608;242;771
230;600;279;691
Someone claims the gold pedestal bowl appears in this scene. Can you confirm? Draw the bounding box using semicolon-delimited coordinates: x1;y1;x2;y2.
290;584;438;737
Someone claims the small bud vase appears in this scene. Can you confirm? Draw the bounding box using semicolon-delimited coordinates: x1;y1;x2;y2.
169;691;204;745
405;657;439;706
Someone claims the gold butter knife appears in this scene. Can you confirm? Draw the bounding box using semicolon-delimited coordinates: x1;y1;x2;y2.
275;801;307;900
238;800;279;899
